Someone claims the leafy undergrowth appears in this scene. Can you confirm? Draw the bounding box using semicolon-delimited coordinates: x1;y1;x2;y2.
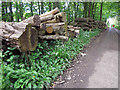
1;29;101;89
115;25;120;30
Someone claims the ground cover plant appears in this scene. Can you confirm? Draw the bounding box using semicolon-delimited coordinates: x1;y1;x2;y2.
1;28;101;89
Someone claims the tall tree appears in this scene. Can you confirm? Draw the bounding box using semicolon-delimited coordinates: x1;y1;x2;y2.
15;2;19;22
30;2;33;16
38;2;40;15
83;2;88;18
88;2;92;17
41;2;44;14
91;2;95;18
93;3;97;19
100;2;103;21
9;2;14;21
19;2;24;20
2;2;6;21
74;2;77;19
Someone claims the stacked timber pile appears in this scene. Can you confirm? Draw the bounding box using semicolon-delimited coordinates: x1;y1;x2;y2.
67;25;81;37
95;21;107;30
1;8;68;52
72;17;107;31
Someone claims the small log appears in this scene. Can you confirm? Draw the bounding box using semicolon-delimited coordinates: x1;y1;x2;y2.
40;7;59;17
39;35;68;40
46;22;65;26
54;12;67;22
46;26;54;34
40;14;54;22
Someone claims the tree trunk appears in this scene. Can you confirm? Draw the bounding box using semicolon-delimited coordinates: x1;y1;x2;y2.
9;2;13;22
88;2;92;17
74;2;77;19
2;2;6;21
93;3;97;19
19;2;24;20
16;2;19;22
41;2;44;14
83;2;88;18
100;2;103;21
91;2;95;18
30;2;33;16
38;2;40;15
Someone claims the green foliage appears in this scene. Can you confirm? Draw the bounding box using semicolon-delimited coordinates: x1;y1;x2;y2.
1;29;100;89
115;25;120;30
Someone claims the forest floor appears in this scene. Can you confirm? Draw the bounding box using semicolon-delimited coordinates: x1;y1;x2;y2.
53;28;119;88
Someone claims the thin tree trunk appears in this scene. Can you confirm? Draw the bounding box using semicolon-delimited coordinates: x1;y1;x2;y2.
83;2;88;18
9;2;13;21
88;2;92;17
2;2;6;21
100;2;103;21
16;2;19;22
41;2;44;14
30;2;33;16
93;3;97;19
38;2;40;15
19;2;23;20
76;2;79;17
74;2;77;19
91;2;95;18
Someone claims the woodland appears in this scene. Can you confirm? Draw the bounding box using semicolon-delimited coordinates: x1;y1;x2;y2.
0;1;120;89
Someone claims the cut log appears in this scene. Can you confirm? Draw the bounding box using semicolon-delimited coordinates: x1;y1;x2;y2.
46;26;54;34
46;22;65;26
18;24;38;52
40;14;54;22
39;35;68;40
1;22;38;52
19;14;41;27
54;12;67;22
40;7;59;17
38;23;46;36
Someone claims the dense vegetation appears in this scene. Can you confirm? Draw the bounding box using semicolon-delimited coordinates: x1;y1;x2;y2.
1;29;101;88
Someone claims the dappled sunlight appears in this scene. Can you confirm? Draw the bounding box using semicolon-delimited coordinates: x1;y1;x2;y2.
106;16;119;27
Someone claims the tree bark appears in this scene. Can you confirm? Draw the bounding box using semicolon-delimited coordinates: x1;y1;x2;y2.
30;2;33;16
40;7;59;17
41;2;44;14
2;2;6;21
38;2;40;15
74;2;77;19
88;2;92;17
100;2;103;21
15;2;19;22
39;35;68;40
19;14;41;27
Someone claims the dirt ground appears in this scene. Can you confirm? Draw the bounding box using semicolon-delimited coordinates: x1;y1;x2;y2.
53;28;119;88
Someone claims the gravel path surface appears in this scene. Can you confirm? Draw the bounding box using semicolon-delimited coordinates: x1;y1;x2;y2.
54;28;119;88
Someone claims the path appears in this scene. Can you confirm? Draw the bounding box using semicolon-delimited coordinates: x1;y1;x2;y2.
54;28;119;88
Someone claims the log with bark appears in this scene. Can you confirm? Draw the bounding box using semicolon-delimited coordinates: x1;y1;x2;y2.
19;14;41;27
39;35;68;40
1;22;38;52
